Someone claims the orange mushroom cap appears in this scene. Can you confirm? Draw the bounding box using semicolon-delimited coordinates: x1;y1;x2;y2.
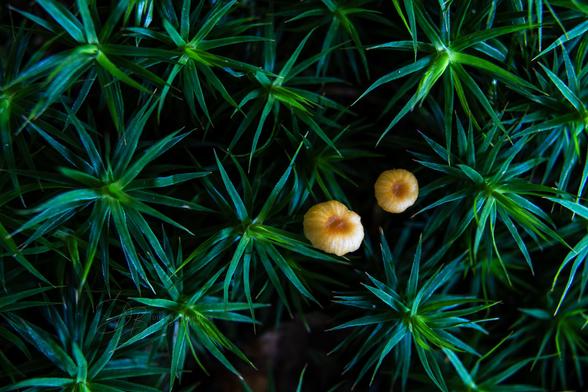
303;200;364;256
374;169;419;213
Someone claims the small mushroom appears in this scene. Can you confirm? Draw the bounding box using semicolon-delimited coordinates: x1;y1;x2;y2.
303;200;364;256
374;169;419;213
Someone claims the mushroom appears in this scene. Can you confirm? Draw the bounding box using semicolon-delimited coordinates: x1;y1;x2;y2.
374;169;419;213
303;200;364;256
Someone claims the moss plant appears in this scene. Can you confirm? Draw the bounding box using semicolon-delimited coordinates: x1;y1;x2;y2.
0;1;587;391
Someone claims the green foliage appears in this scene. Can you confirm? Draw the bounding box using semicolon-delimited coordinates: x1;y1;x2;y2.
13;101;209;290
356;1;538;144
180;145;344;318
1;0;587;390
128;0;262;123
17;0;166;125
414;125;568;280
126;245;263;386
1;294;165;392
332;232;496;390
